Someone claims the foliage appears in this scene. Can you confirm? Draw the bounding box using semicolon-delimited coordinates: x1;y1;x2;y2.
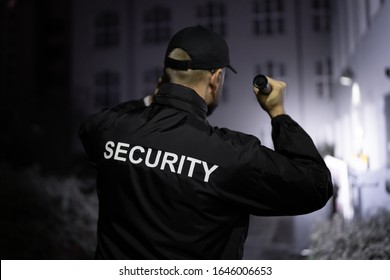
0;163;98;259
3;161;389;260
309;210;390;259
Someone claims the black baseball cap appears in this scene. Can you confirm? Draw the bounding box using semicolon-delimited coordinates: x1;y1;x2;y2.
164;25;237;73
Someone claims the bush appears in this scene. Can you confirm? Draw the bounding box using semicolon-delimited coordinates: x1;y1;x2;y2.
0;163;98;259
309;210;390;259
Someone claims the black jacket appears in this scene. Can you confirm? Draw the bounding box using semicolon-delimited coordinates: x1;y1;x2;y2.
79;83;333;259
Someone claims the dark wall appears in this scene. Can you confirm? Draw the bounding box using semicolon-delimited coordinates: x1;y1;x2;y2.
1;0;73;174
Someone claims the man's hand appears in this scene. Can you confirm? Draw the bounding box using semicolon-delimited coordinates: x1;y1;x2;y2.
253;76;286;118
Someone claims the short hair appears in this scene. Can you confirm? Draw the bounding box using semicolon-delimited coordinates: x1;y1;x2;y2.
165;48;210;86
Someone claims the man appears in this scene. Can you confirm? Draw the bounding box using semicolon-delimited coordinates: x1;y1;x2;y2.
79;25;333;259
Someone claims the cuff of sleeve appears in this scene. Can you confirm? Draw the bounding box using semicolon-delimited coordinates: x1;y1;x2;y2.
271;114;291;126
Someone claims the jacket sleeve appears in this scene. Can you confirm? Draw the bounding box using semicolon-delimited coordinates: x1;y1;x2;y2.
79;109;111;166
217;115;333;216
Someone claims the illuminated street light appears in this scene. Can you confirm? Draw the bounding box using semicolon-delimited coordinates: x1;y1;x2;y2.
339;68;354;86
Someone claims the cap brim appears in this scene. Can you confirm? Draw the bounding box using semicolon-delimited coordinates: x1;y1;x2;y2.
228;65;237;74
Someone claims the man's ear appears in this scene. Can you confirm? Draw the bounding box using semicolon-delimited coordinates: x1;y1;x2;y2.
210;69;223;89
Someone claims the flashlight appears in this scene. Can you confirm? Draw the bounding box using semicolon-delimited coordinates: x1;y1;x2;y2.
253;75;271;95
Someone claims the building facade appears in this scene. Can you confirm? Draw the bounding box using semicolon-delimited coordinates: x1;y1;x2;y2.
72;0;333;150
330;0;390;218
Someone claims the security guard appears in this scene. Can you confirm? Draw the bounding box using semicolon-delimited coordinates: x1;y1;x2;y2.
79;26;333;259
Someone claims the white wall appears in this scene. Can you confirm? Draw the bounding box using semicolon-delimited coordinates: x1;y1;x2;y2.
331;0;390;215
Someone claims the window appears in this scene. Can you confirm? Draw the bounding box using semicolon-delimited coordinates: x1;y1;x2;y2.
314;58;332;98
143;6;171;44
311;0;331;33
95;71;120;107
196;1;226;36
94;11;120;49
255;61;286;78
253;0;285;36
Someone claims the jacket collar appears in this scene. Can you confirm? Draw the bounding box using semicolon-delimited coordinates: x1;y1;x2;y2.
154;83;208;118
